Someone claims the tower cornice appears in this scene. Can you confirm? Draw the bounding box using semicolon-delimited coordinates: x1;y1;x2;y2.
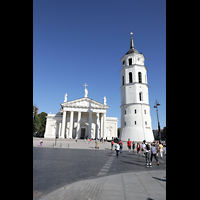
120;64;147;73
120;82;149;90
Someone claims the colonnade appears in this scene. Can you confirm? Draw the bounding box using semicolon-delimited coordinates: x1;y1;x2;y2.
60;110;106;139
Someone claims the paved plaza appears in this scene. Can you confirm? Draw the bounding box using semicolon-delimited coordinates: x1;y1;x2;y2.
33;138;166;200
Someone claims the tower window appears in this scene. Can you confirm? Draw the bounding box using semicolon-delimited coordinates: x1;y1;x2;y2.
128;58;132;66
123;60;125;65
138;72;142;83
145;121;147;125
125;110;126;115
135;109;137;114
122;76;124;85
139;92;143;101
125;122;126;126
129;72;132;83
135;121;136;125
144;110;146;114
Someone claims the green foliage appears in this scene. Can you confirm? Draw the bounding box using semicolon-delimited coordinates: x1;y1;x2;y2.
33;106;47;137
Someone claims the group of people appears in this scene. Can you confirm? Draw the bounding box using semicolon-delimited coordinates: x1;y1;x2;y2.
111;139;166;168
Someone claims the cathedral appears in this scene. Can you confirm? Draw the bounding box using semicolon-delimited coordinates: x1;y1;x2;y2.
44;85;118;140
119;34;154;142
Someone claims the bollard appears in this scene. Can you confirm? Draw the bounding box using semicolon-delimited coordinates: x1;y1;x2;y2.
60;143;62;148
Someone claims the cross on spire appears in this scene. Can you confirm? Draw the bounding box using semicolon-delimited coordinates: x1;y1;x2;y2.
130;32;134;49
83;83;88;89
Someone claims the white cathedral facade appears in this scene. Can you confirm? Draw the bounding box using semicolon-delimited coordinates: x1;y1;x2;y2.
119;35;154;142
44;86;118;140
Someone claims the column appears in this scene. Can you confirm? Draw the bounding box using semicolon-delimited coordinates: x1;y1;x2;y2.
95;113;99;139
59;122;62;138
61;111;67;139
76;111;81;138
100;114;103;138
88;111;92;139
103;113;106;139
69;111;74;139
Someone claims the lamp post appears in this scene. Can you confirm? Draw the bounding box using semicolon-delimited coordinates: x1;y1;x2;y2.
153;100;161;143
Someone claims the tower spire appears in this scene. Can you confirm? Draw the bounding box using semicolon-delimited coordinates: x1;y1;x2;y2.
130;32;134;49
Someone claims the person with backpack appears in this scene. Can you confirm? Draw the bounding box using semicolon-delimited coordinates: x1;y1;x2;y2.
143;140;151;167
119;140;123;153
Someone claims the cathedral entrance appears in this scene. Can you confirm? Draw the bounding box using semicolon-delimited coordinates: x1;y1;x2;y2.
80;128;86;139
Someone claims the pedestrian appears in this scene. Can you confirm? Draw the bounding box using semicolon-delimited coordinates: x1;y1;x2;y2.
132;141;135;152
95;138;98;148
137;142;141;156
40;139;43;146
143;140;151;167
151;143;159;165
119;140;123;153
127;139;131;153
141;142;145;156
159;142;164;159
115;143;120;157
163;143;166;155
155;141;159;157
111;140;114;150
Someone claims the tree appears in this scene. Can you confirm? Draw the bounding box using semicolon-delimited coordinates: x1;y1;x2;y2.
33;113;41;136
33;105;47;137
38;112;47;136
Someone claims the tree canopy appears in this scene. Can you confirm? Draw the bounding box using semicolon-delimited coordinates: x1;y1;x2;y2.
33;106;47;137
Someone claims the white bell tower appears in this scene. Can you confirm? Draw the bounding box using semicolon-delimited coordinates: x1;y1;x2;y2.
119;33;154;142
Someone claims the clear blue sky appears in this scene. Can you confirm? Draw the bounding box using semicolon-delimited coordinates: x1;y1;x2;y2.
33;0;166;130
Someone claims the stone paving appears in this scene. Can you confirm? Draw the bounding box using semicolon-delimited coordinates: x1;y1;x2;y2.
33;137;166;200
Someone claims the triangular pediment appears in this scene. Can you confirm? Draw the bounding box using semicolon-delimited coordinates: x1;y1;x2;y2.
61;97;109;110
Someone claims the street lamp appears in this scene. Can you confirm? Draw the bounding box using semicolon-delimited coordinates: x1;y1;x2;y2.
153;100;161;143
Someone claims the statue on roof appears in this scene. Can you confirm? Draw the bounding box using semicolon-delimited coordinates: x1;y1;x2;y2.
64;93;67;102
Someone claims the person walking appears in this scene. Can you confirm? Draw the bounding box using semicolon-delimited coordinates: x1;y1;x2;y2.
119;140;123;153
127;139;131;153
163;143;166;155
143;140;151;167
159;142;164;159
151;143;159;165
156;141;159;157
137;142;141;156
95;138;98;148
141;142;145;156
111;140;114;150
132;141;135;152
40;139;43;146
115;143;120;157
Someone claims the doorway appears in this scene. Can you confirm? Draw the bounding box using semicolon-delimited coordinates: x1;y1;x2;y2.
80;128;86;139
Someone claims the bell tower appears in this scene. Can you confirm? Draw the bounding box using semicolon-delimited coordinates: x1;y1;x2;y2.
119;33;154;142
